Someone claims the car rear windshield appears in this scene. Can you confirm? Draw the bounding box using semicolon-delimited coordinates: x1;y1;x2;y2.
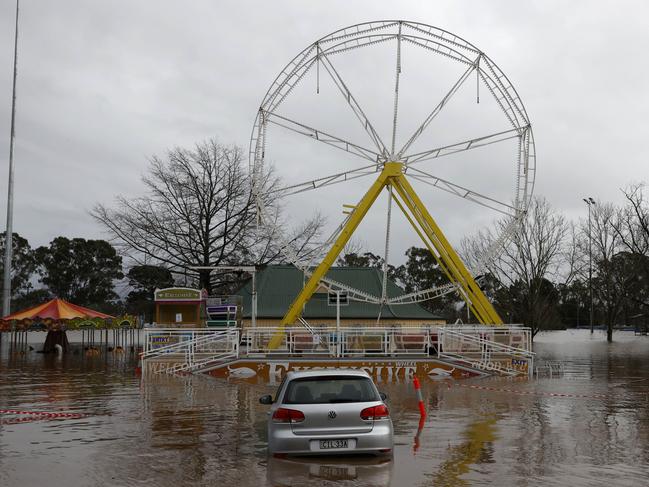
283;376;380;404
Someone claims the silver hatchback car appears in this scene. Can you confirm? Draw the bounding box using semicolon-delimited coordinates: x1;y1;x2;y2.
260;369;393;456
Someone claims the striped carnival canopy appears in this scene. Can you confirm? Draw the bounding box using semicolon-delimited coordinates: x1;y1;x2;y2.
1;298;114;322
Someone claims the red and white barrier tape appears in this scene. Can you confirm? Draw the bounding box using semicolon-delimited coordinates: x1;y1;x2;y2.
0;409;85;424
450;382;609;400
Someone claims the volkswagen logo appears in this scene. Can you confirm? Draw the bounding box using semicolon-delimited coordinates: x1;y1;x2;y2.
328;410;337;419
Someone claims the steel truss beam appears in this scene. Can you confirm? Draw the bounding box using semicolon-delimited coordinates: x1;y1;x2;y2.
390;174;503;325
268;162;503;349
264;111;380;162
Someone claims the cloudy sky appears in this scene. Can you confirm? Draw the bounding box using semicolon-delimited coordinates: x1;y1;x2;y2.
1;0;648;265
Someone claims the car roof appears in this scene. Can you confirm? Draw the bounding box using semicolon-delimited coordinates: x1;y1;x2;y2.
285;369;371;380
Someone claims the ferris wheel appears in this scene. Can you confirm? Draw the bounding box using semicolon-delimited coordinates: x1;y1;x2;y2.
249;20;535;324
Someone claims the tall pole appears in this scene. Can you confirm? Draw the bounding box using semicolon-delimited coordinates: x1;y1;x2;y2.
3;0;20;317
588;203;593;333
336;291;340;358
251;269;257;328
583;197;595;334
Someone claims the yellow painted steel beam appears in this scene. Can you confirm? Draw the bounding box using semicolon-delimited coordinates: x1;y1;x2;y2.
268;162;403;349
390;190;484;322
390;182;488;322
391;174;503;325
390;177;497;324
269;161;501;349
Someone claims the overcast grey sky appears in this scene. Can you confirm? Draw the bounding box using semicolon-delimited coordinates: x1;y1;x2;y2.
1;1;648;264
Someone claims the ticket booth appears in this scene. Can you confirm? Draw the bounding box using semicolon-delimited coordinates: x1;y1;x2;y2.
154;288;206;327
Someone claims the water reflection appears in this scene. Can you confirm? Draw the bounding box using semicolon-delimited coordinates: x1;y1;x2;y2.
267;455;393;485
430;416;498;487
1;331;649;486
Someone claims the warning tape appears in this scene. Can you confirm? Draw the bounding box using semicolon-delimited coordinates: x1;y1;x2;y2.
450;382;610;400
0;409;85;424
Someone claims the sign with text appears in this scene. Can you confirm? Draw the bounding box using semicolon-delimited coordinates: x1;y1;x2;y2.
154;288;202;301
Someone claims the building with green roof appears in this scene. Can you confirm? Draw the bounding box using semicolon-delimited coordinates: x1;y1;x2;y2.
235;265;445;327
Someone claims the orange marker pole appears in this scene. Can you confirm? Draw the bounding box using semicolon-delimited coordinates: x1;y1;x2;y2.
413;414;426;454
413;376;426;418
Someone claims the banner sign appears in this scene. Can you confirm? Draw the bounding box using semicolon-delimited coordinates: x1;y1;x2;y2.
204;359;483;384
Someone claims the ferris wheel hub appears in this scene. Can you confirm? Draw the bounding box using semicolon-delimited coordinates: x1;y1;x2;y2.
382;161;404;175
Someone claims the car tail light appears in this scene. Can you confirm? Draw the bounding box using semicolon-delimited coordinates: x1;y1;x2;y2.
360;404;390;420
272;407;305;423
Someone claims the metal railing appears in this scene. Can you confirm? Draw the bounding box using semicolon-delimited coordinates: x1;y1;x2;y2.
437;327;534;376
143;328;230;357
142;325;534;377
143;328;239;374
243;326;438;357
441;325;532;351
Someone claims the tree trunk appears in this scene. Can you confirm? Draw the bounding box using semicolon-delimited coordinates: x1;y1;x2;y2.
42;330;70;353
607;322;613;342
199;269;211;294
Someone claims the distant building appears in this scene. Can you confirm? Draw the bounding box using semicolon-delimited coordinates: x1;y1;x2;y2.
235;265;445;327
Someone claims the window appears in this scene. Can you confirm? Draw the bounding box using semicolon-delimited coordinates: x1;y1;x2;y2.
284;376;379;404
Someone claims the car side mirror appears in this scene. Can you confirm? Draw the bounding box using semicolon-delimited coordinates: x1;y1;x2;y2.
379;392;387;401
259;394;273;405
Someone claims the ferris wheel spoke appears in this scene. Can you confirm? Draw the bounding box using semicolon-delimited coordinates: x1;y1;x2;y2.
389;22;403;157
397;62;477;158
387;282;458;304
264;111;380;162
407;166;516;216
270;164;380;197
318;52;389;157
403;127;522;165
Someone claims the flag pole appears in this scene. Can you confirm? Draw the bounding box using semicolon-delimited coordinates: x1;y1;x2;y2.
3;0;20;317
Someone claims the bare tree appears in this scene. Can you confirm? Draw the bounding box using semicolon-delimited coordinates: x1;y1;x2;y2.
462;197;569;337
578;201;626;341
337;238;367;264
609;184;649;328
92;139;322;294
615;183;649;256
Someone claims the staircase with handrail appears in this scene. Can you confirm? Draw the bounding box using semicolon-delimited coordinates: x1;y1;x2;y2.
142;328;240;375
437;328;535;377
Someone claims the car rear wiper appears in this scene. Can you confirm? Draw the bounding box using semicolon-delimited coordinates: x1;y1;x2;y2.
328;399;358;403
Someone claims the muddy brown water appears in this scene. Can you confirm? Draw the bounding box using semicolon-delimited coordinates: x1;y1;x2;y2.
1;330;648;486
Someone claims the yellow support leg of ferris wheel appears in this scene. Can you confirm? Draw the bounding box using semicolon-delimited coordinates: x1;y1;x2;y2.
268;162;502;350
390;173;503;325
267;162;402;349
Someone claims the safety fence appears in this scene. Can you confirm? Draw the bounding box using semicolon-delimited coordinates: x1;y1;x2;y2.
243;326;440;357
142;325;534;376
142;328;239;374
437;327;534;376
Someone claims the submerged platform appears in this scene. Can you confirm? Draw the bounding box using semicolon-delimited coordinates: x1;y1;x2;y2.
141;325;535;379
203;357;484;383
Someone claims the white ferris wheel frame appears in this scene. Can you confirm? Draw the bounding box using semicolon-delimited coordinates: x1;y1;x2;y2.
249;20;536;306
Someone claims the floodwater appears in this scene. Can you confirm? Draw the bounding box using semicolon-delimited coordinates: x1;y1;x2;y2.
1;330;648;487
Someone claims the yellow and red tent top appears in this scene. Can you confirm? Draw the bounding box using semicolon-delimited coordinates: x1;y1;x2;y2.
2;298;114;321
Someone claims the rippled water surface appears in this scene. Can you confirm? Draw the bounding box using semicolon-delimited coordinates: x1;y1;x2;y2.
1;330;649;486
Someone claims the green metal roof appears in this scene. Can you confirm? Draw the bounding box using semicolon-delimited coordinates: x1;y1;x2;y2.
235;265;442;320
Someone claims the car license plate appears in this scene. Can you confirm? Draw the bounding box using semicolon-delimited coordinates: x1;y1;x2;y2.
319;439;350;449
